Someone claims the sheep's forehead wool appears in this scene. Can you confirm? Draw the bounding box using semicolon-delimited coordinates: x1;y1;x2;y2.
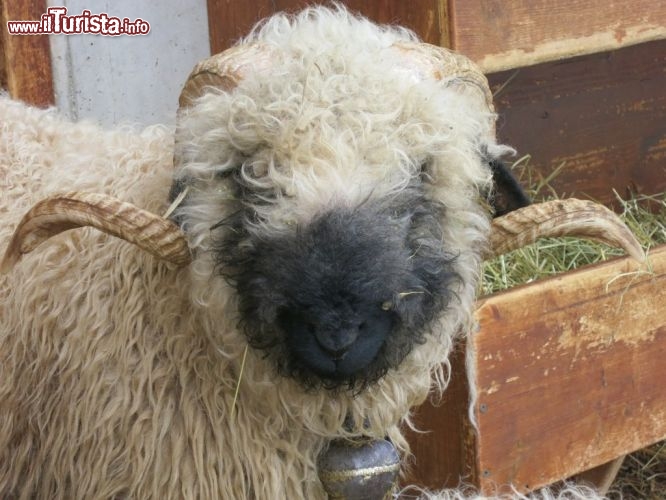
176;9;494;231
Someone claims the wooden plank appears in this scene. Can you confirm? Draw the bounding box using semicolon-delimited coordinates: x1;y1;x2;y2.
207;0;275;55
207;0;446;54
449;0;666;72
487;40;666;209
0;0;54;107
403;343;479;489
471;245;666;494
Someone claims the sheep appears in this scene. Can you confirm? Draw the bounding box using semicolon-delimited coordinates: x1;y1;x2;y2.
0;5;641;499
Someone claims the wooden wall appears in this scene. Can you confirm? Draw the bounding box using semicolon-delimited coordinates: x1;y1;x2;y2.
207;1;666;72
448;0;666;73
207;0;448;54
489;39;666;207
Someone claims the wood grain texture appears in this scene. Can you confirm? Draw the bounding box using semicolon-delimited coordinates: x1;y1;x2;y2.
207;0;275;54
488;39;666;210
0;0;54;106
449;0;666;72
207;0;445;54
402;343;479;489
471;245;666;494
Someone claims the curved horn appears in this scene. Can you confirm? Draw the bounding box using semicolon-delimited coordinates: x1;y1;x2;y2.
1;192;191;274
388;42;494;113
488;198;645;262
174;43;276;172
386;42;496;139
178;43;276;109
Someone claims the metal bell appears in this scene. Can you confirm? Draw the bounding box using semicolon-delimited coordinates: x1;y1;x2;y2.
317;437;400;500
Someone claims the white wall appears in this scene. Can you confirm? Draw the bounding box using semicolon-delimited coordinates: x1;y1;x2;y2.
48;0;210;127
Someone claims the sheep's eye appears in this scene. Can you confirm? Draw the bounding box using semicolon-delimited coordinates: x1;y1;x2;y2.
380;301;393;311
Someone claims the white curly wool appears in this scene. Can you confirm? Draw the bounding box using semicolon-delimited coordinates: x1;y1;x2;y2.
0;6;604;499
400;483;606;499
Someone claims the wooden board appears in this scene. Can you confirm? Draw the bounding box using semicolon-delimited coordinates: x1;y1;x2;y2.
449;0;666;73
403;343;478;489
207;0;446;55
406;245;666;493
0;0;54;107
209;1;666;72
488;39;666;209
472;245;666;494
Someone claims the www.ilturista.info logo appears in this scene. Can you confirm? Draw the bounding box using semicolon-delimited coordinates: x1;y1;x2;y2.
6;7;150;36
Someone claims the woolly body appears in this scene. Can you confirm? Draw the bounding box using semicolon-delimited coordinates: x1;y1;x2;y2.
0;6;600;500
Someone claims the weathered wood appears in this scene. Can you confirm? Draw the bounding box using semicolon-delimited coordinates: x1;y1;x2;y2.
471;245;666;494
0;0;54;107
207;0;275;55
488;40;666;209
209;0;666;66
406;246;666;494
207;0;446;54
449;0;666;72
403;343;479;489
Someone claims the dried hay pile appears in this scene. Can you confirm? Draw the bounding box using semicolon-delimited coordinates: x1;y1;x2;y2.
482;159;666;295
482;159;666;499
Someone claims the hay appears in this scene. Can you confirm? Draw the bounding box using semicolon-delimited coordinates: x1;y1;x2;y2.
610;443;666;499
482;162;666;295
481;160;666;498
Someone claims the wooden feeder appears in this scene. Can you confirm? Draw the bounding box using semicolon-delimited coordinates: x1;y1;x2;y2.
405;246;666;494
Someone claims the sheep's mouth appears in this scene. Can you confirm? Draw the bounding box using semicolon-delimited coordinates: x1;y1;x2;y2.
291;338;385;382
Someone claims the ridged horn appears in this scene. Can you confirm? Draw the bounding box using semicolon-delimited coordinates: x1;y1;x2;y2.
388;42;494;113
488;198;645;262
1;192;191;274
387;42;496;138
178;43;276;109
174;43;276;171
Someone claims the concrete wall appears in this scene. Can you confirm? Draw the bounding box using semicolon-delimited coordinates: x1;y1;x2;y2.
48;0;210;127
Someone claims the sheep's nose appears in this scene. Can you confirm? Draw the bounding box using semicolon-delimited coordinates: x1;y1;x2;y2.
279;306;394;380
314;326;360;360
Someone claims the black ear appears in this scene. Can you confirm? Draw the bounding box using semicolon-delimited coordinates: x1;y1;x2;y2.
488;159;531;217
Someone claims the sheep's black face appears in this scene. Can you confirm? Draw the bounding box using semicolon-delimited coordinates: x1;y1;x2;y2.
213;186;459;391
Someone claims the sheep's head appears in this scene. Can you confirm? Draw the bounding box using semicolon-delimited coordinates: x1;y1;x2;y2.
0;12;643;395
167;32;502;390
